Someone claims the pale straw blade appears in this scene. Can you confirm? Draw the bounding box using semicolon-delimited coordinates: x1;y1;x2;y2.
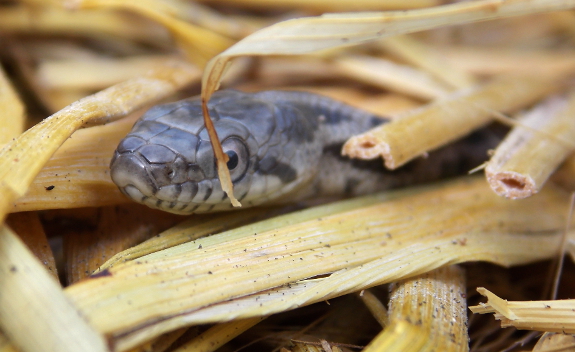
470;288;575;333
0;67;25;145
0;225;108;352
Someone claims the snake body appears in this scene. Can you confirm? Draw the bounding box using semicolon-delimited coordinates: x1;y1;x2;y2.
110;90;497;214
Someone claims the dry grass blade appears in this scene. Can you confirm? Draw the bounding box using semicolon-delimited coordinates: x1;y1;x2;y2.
378;35;476;90
333;55;450;100
10;113;138;212
533;332;575;351
0;332;19;352
440;46;575;78
63;177;572;350
0;3;169;44
342;75;555;168
470;288;575;334
38;55;181;91
6;212;58;280
0;225;108;352
486;91;575;199
0;67;25;145
0;59;199;222
196;0;442;11
368;266;468;352
64;204;183;284
65;0;234;66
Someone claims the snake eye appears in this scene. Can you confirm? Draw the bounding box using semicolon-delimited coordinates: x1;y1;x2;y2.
226;150;239;170
221;137;249;182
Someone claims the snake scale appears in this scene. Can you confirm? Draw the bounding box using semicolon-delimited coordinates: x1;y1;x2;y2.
110;90;498;214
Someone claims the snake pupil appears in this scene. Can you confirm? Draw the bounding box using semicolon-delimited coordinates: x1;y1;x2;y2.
226;150;239;170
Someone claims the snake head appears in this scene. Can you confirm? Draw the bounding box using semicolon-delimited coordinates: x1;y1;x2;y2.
110;90;304;214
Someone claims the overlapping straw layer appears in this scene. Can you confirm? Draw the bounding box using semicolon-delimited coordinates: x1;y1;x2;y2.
63;178;572;350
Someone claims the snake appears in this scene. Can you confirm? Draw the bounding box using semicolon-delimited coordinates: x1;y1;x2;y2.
110;90;498;214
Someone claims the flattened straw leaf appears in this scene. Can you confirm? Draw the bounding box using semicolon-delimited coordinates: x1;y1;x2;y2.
533;332;575;351
342;75;556;169
0;225;108;352
64;204;182;284
0;66;25;144
470;288;575;333
440;46;575;78
10;113;139;213
333;55;450;100
0;59;199;222
200;0;575;203
38;55;180;91
378;35;476;90
64;178;572;350
486;91;575;199
0;3;169;44
0;331;19;352
6;212;58;279
196;0;443;11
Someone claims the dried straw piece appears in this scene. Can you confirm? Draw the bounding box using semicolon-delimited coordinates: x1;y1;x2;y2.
358;290;388;328
0;225;108;352
5;212;58;280
333;55;450;100
147;328;189;352
0;332;19;352
378;35;476;90
65;0;235;67
470;288;575;334
342;75;556;169
173;317;264;352
0;59;199;222
0;67;25;145
38;55;180;91
63;178;573;350
486;91;575;199
533;332;575;351
10;113;137;212
365;266;468;352
64;204;183;284
440;46;575;79
196;0;441;11
0;4;169;45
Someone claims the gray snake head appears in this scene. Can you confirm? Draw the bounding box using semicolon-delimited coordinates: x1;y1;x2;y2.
110;90;316;214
